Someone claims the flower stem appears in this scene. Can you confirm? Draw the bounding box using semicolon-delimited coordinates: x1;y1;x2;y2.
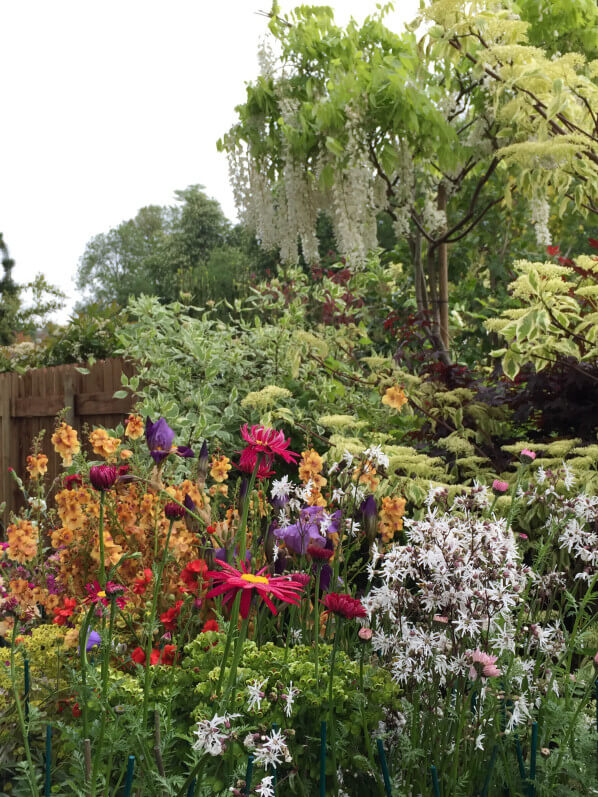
142;518;175;726
91;596;118;796
223;614;250;710
10;622;39;797
98;491;106;588
328;621;340;794
314;567;321;687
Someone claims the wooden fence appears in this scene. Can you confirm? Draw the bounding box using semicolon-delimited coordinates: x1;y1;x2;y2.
0;358;135;524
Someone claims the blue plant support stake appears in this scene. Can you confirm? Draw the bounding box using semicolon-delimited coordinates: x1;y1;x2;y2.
530;723;538;796
123;755;135;797
24;656;30;722
320;720;327;797
514;735;526;782
45;724;52;797
245;754;254;795
430;764;441;797
376;738;392;797
186;777;196;797
481;745;498;797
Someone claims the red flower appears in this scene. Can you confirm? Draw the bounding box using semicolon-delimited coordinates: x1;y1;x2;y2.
322;592;366;620
201;619;220;633
131;647;160;666
53;597;77;626
206;524;217;535
558;256;575;267
160;600;183;631
133;569;153;595
546;245;560;256
237;424;298;477
307;544;334;561
72;702;81;718
158;644;177;666
181;559;208;593
588;238;598;250
205;560;305;618
64;474;83;490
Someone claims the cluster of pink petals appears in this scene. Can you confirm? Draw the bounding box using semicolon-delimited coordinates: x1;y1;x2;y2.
520;448;536;463
469;649;501;680
492;479;509;493
237;424;298;479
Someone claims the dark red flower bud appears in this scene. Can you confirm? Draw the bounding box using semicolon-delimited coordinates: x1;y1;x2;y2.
89;465;118;491
307;544;334;562
64;474;83;490
164;501;185;520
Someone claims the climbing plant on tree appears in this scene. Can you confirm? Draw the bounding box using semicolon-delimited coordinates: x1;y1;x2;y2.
219;1;597;357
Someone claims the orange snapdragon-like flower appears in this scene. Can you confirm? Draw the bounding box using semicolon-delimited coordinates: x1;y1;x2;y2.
89;428;121;459
51;526;74;549
125;414;144;439
120;448;133;460
51;422;80;466
26;453;48;479
7;520;38;563
299;448;327;491
210;455;231;483
353;461;380;492
379;495;406;543
56;487;94;530
381;385;407;411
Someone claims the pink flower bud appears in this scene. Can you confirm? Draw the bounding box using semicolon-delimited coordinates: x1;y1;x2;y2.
520;449;536;464
358;627;373;641
492;479;509;494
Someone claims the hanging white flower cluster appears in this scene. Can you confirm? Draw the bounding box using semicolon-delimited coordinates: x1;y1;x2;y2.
529;196;552;247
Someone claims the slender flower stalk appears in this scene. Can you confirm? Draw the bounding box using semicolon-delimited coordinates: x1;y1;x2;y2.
142;518;176;725
10;621;39;797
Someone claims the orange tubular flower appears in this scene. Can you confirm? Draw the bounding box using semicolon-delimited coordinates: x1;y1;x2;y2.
210;455;231;483
89;429;121;459
26;453;48;479
7;520;39;563
379;495;406;543
51;422;80;466
205;561;306;618
125;414;144;439
381;385;407;411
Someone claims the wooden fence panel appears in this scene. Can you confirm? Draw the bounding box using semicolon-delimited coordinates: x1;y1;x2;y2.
0;358;136;526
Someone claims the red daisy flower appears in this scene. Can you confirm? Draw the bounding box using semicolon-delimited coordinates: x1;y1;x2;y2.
322;592;366;620
160;600;183;631
237;424;298;477
133;569;153;595
205;560;305;618
131;646;160;666
201;619;220;633
181;559;208;593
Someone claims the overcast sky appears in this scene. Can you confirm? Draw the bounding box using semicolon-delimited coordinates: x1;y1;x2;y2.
0;0;419;320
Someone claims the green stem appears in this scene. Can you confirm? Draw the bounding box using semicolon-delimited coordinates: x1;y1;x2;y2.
78;605;96;740
10;622;39;797
328;621;340;795
91;596;118;796
142;518;175;726
222;614;250;711
314;567;321;688
216;591;242;697
98;491;106;588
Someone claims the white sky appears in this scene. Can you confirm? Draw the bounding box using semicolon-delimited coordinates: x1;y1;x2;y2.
0;0;420;320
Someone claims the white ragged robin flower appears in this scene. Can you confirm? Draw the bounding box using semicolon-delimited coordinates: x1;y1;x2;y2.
256;775;276;797
253;728;292;768
192;712;240;756
363;444;389;470
246;679;267;712
271;475;294;500
283;681;300;717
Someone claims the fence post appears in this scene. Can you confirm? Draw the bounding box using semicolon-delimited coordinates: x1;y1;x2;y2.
0;386;10;529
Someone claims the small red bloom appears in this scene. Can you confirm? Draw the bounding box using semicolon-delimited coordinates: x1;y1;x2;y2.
322;592;366;620
201;619;220;633
164;501;185;520
237;424;298;478
181;559;208;593
133;569;153;595
131;647;160;666
64;474;83;490
158;644;177;666
588;238;598;250
307;544;334;561
206;524;217;535
160;600;183;631
72;702;81;718
53;597;77;626
558;256;575;267
546;245;560;257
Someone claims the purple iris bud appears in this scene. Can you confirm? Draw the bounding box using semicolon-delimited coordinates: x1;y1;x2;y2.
237;478;249;513
145;417;175;463
197;440;209;481
175;445;195;459
360;495;378;542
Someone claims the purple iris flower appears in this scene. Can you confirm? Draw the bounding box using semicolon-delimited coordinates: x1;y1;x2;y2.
274;506;341;555
145;417;194;464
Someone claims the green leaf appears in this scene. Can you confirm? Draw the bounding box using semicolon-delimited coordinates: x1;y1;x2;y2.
502;350;520;381
113;390;128;400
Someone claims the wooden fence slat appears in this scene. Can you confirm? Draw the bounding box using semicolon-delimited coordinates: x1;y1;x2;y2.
0;358;135;527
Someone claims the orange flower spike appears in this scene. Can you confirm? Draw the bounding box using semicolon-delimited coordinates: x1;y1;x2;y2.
125;414;144;440
381;385;408;411
7;520;38;564
51;422;80;466
26;453;48;479
89;428;121;460
210;455;231;483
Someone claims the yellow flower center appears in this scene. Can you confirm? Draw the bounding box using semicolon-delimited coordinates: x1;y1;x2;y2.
240;574;269;584
96;590;106;599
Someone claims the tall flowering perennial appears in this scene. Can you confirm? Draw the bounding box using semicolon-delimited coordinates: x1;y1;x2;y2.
51;422;80;466
205;560;305;618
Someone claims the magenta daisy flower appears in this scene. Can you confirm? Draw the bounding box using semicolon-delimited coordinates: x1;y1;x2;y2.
205;560;305;618
239;424;298;466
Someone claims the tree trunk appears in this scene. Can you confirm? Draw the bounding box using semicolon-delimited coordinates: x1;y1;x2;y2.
437;183;449;351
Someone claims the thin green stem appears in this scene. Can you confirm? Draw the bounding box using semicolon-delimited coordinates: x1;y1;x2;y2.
98;491;107;588
10;622;39;797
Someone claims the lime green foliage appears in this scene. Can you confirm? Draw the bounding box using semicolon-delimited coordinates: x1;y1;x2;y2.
486;254;598;378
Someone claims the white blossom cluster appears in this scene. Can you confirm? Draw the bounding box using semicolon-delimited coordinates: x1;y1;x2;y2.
253;728;292;768
529;196;551;247
192;712;240;756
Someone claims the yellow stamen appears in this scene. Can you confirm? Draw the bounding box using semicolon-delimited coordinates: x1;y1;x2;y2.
240;574;269;584
97;590;106;599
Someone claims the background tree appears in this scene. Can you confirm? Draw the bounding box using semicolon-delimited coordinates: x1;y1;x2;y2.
0;233;19;344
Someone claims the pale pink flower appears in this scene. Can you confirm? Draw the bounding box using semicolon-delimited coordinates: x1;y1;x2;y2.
358;627;373;641
469;650;502;680
492;479;509;494
520;449;536;463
